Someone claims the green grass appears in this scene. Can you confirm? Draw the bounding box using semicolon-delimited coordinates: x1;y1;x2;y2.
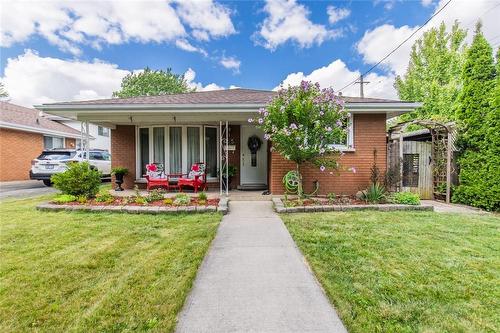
282;211;500;333
0;195;221;332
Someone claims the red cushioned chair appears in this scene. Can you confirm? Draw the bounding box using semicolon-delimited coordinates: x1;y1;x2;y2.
145;163;169;191
178;162;207;193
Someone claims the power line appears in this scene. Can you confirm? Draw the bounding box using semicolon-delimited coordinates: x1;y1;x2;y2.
339;0;453;93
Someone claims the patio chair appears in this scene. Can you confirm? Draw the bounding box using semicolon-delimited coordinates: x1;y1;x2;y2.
178;162;207;193
145;163;169;191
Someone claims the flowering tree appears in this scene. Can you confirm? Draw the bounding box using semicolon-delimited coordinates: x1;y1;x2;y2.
249;81;350;197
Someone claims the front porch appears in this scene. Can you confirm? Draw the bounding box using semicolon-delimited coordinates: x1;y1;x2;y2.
110;120;270;195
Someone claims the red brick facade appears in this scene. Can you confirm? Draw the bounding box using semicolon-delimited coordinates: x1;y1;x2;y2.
111;114;388;194
111;125;136;189
269;114;387;195
0;129;78;181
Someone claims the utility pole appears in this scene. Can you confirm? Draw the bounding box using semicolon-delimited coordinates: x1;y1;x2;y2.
355;74;370;98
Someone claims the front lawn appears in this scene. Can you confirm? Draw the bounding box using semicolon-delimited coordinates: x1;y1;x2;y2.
0;196;221;332
282;211;499;333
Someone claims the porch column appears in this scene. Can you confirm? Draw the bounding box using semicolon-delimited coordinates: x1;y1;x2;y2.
219;120;229;196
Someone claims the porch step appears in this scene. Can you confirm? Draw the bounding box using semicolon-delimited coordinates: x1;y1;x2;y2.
237;184;268;191
229;190;273;201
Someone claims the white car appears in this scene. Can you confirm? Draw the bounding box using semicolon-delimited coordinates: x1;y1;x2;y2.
30;149;111;186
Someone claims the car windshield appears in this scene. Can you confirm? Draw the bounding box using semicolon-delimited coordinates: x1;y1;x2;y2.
37;151;76;161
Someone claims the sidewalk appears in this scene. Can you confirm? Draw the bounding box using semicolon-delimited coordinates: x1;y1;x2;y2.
176;201;347;333
421;200;488;214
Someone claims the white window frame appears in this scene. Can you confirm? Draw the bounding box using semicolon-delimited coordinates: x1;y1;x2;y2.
135;125;206;179
97;126;110;137
329;113;354;151
43;135;65;149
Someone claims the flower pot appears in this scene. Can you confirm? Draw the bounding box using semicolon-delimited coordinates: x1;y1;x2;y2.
114;173;125;191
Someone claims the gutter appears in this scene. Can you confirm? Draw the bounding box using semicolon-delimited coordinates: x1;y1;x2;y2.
35;102;423;113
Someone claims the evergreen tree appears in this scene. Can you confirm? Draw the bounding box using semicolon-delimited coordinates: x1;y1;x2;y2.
395;21;467;122
455;22;496;149
453;24;499;211
113;67;193;98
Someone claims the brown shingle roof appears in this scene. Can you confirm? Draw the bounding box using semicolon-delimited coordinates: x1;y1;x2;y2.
0;101;80;136
41;88;403;106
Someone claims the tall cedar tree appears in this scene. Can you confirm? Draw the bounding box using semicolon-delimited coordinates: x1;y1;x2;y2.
113;68;192;98
452;23;499;211
395;22;467;123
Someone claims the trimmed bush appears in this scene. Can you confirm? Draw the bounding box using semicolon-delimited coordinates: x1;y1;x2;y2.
53;194;77;204
198;191;208;201
392;192;420;205
51;162;101;198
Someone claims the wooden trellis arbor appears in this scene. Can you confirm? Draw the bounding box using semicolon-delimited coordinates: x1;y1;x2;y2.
389;120;454;203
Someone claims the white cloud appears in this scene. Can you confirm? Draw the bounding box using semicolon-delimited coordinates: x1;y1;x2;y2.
1;50;129;107
275;59;398;99
327;6;351;24
357;0;500;77
174;0;236;41
0;0;235;55
175;39;208;56
184;68;225;91
421;0;434;7
357;24;419;76
219;56;241;73
255;0;341;50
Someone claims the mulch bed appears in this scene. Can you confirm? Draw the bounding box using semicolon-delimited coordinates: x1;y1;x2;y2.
52;197;220;207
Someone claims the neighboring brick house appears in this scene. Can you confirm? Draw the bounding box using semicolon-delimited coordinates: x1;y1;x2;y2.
37;89;420;194
0;102;81;181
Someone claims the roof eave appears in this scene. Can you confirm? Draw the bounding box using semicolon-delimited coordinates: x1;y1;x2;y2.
36;101;422;113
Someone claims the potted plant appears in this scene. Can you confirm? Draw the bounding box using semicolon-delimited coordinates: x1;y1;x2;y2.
111;167;129;191
218;165;237;190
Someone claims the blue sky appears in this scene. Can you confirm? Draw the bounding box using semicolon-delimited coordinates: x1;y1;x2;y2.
1;0;499;106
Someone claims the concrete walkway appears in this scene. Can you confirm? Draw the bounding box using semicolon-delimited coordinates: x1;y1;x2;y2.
176;201;346;333
421;200;488;214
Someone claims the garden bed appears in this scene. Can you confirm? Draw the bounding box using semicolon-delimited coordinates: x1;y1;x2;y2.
273;197;433;213
38;196;228;214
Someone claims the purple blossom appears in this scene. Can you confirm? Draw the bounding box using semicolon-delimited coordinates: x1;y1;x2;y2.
264;111;269;117
290;123;298;130
264;134;271;140
336;120;342;127
258;107;265;114
349;167;357;173
258;118;264;124
326;126;332;132
248;118;254;123
319;165;326;172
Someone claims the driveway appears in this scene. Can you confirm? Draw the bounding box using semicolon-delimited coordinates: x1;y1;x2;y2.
0;180;57;200
176;201;347;333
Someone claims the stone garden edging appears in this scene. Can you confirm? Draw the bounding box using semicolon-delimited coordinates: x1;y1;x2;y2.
37;197;229;215
272;197;433;213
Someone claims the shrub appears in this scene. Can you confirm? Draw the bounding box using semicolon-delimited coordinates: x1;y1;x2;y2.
146;189;164;202
111;167;129;176
326;192;336;203
361;183;387;204
95;192;114;203
173;193;191;206
392;191;420;205
51;162;101;198
53;194;77;204
198;191;208;201
135;196;147;205
76;195;87;204
198;199;207;206
163;198;173;205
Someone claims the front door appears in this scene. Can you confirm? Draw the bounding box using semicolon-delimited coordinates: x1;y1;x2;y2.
240;125;268;187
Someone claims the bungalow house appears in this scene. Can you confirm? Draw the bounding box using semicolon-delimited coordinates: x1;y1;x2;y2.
0;101;82;181
36;89;420;195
